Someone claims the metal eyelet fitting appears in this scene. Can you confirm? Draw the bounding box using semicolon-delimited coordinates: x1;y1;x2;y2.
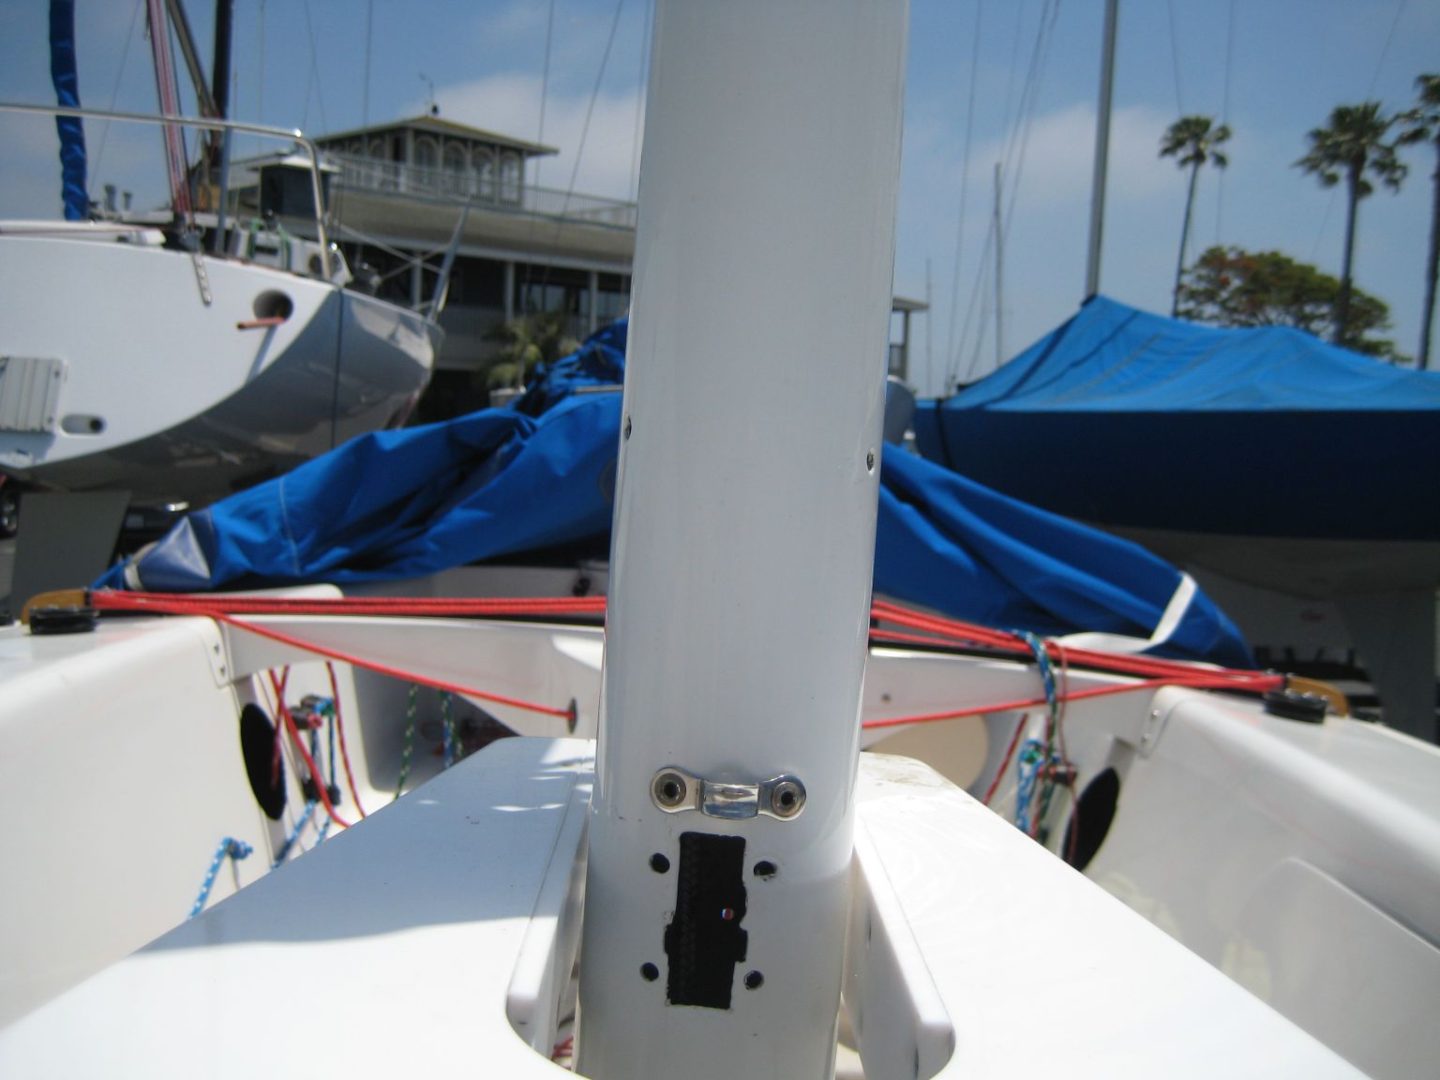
652;769;689;809
768;778;805;819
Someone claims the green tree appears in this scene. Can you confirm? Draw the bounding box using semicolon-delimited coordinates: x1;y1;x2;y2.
1177;245;1402;360
485;313;581;391
1159;115;1231;317
1295;102;1407;346
1398;74;1440;369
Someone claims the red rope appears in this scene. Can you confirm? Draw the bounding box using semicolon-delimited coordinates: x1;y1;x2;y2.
91;590;605;619
270;670;353;830
89;590;1283;729
870;599;1272;691
268;667;288;788
862;671;1282;731
326;662;367;819
90;592;573;720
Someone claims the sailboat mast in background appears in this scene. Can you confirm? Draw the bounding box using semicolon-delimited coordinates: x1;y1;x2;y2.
1085;0;1119;298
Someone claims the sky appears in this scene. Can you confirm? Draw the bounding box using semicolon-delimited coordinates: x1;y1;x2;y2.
2;0;1437;393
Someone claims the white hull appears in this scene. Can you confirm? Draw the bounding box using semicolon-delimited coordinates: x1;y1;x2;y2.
0;227;437;505
0;574;1434;1075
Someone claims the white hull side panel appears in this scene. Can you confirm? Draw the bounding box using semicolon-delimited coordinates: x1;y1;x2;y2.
0;234;435;503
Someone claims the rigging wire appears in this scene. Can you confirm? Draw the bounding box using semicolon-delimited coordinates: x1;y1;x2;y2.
1309;0;1408;263
627;0;653;204
534;0;557;191
1365;0;1408;98
519;0;560;318
998;1;1029;160
88;0;145;199
944;0;986;383
534;0;627;316
1215;0;1236;245
256;0;265;122
361;0;374;129
956;0;1062;385
557;0;626;221
1164;0;1185;117
299;0;328;134
998;0;1062;253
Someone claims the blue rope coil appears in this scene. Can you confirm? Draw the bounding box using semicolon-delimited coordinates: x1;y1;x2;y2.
190;837;253;919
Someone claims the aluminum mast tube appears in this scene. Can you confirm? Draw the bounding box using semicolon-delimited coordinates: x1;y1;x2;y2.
576;2;908;1077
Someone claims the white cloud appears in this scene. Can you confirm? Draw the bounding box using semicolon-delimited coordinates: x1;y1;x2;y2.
964;102;1177;210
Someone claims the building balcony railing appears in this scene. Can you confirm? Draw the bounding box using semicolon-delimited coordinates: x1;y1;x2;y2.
325;152;638;230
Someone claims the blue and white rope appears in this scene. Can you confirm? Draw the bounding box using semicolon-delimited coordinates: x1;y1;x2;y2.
1014;740;1045;835
1017;630;1059;726
190;837;253;919
272;800;318;868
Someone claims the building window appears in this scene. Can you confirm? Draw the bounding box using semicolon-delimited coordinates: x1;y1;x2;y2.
368;136;397;190
499;153;521;204
474;149;495;200
414;135;439;174
443;143;469;196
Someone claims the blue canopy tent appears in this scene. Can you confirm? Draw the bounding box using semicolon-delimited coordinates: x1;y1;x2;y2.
99;319;1252;668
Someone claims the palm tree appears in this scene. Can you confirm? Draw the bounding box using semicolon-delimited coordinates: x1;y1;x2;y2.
1398;75;1440;369
1295;102;1407;349
1160;116;1231;317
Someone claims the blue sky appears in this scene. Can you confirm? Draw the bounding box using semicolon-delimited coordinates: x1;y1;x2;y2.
3;1;1437;391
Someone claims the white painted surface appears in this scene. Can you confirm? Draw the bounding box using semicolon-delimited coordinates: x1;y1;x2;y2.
578;1;907;1076
0;603;600;1026
0;234;332;465
0;737;593;1077
0;229;437;501
0;740;1362;1077
852;753;1360;1078
218;614;603;736
1086;688;1440;1079
0;616;265;1024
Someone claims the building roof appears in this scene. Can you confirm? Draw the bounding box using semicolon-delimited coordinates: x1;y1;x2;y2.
317;114;559;158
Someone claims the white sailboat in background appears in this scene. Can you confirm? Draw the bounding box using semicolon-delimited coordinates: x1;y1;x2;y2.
0;0;442;542
0;2;1435;1078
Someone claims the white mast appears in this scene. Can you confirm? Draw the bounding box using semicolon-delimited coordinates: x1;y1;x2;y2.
993;160;1004;367
576;1;908;1077
1084;0;1119;299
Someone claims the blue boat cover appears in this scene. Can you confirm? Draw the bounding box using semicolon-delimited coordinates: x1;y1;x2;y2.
914;295;1440;540
97;318;1252;667
48;0;88;221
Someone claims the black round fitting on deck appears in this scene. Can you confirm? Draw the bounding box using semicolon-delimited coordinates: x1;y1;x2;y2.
1262;689;1328;724
28;606;97;635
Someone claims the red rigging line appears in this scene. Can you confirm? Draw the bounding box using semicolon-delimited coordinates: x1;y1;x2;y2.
91;591;607;618
90;591;577;721
326;662;367;820
270;669;352;831
87;590;1283;728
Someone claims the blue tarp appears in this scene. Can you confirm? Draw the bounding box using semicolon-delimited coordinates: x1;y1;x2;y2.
99;318;1253;667
915;295;1440;540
